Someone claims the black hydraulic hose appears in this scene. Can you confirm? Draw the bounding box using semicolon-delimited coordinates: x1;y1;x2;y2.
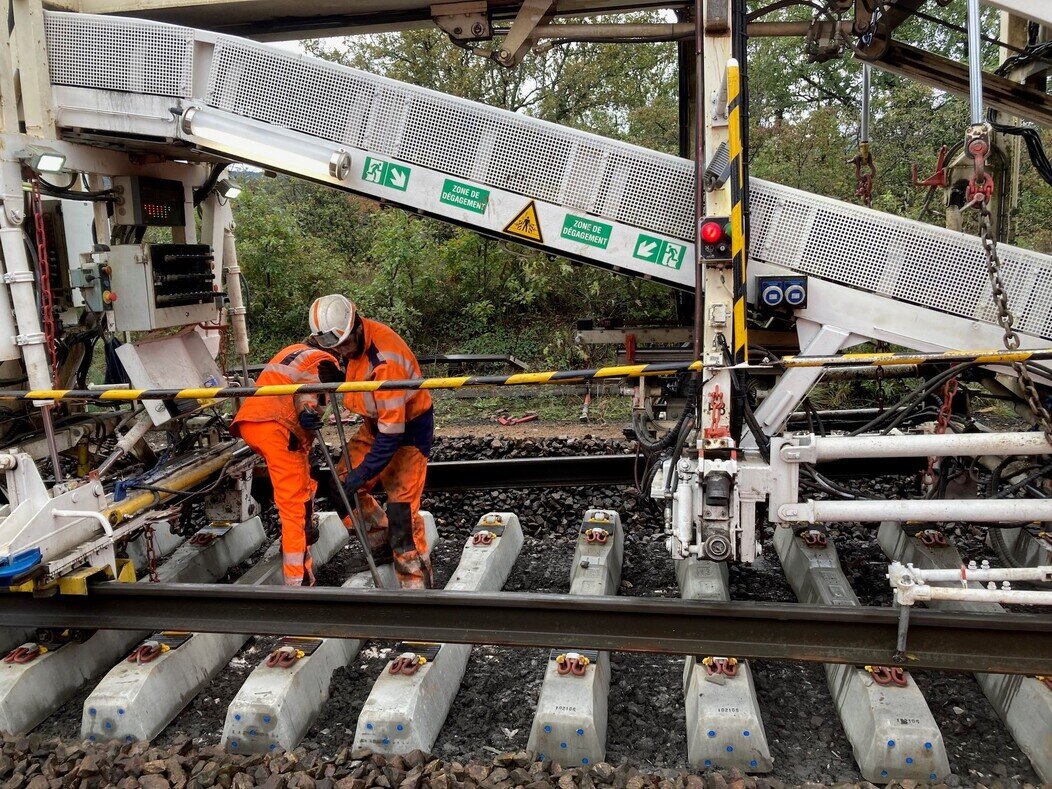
634;379;699;454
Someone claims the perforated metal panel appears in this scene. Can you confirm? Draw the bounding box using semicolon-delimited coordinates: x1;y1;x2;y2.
205;36;696;240
40;12;1052;341
749;181;1052;340
45;13;193;98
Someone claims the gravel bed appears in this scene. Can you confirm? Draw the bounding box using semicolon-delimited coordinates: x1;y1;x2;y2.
23;435;1044;787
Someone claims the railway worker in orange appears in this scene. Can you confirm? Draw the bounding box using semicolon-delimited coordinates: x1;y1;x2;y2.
230;336;346;586
307;294;435;589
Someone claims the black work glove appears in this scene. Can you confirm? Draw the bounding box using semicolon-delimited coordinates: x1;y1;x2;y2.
298;408;324;431
343;467;365;500
305;518;320;546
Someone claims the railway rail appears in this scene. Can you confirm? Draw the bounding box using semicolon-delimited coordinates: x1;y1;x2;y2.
3;582;1050;676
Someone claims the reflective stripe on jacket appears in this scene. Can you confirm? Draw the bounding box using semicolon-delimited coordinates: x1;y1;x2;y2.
231;343;341;443
343;319;432;438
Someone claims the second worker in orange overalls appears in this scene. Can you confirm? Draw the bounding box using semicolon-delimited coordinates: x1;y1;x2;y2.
308;294;436;589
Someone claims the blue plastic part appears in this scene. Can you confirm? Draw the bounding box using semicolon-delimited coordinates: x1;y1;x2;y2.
88;708;96;717
0;548;42;585
88;736;96;742
887;739;895;747
704;760;712;768
263;715;271;724
538;755;545;762
269;743;277;751
397;724;404;732
726;746;734;753
544;725;552;733
117;708;125;716
881;771;888;778
906;757;914;765
576;728;584;736
582;758;589;766
231;741;238;749
382;738;390;746
248;729;257;736
742;730;750;737
924;742;932;750
366;723;374;730
104;722;112;730
930;774;937;780
560;742;567;750
234;714;241;721
707;730;716;738
750;760;758;769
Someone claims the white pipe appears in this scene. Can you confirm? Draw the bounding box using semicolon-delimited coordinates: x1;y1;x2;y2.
180;108;351;185
0;162;53;392
903;584;1052;606
781;498;1052;523
906;565;1052;584
222;225;250;359
673;462;694;553
784;431;1052;463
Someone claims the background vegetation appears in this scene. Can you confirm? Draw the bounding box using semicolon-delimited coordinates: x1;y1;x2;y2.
232;3;1052;365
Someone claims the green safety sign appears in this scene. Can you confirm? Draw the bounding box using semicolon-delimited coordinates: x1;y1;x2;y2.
633;234;686;269
362;156;411;191
440;179;490;214
560;215;612;249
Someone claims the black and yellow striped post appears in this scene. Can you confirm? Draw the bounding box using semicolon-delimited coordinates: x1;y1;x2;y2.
0;347;1047;403
727;57;748;366
0;360;706;403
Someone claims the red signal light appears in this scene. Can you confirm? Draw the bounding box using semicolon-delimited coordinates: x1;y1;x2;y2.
701;221;725;245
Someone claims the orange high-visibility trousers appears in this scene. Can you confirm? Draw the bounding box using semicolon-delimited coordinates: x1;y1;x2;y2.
341;421;431;588
237;421;316;586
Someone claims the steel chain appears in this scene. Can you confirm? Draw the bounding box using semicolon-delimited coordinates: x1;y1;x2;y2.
977;205;1052;444
30;177;59;383
143;524;160;583
922;377;958;488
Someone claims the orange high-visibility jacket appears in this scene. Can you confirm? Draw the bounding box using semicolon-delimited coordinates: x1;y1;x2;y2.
341;319;433;487
342;319;432;436
231;342;342;443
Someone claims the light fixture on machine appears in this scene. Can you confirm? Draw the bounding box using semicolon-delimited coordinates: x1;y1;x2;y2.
178;107;352;183
18;144;67;174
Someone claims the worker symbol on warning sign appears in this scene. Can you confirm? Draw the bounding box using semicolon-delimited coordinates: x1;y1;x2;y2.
503;201;544;243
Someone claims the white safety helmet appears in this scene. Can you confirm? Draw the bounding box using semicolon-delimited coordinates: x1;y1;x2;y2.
309;294;357;349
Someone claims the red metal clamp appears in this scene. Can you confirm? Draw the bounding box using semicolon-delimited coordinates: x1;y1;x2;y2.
190;531;218;547
585;528;609;545
555;653;590;677
702;656;739;677
265;646;303;669
912;145;950;189
918;530;947;548
127;641;167;664
867;665;908;687
802;530;828;550
389;653;425;675
497;412;538;426
472;531;495;546
965;132;995;207
3;643;45;664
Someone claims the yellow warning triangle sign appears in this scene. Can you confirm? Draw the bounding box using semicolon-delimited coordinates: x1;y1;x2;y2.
503;201;543;243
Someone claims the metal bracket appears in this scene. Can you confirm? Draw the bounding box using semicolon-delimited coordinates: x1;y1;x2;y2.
3;198;24;226
13;332;45;346
432;1;491;42
1;271;34;284
493;0;554;67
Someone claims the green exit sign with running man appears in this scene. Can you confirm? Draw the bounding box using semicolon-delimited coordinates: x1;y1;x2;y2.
633;233;686;269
